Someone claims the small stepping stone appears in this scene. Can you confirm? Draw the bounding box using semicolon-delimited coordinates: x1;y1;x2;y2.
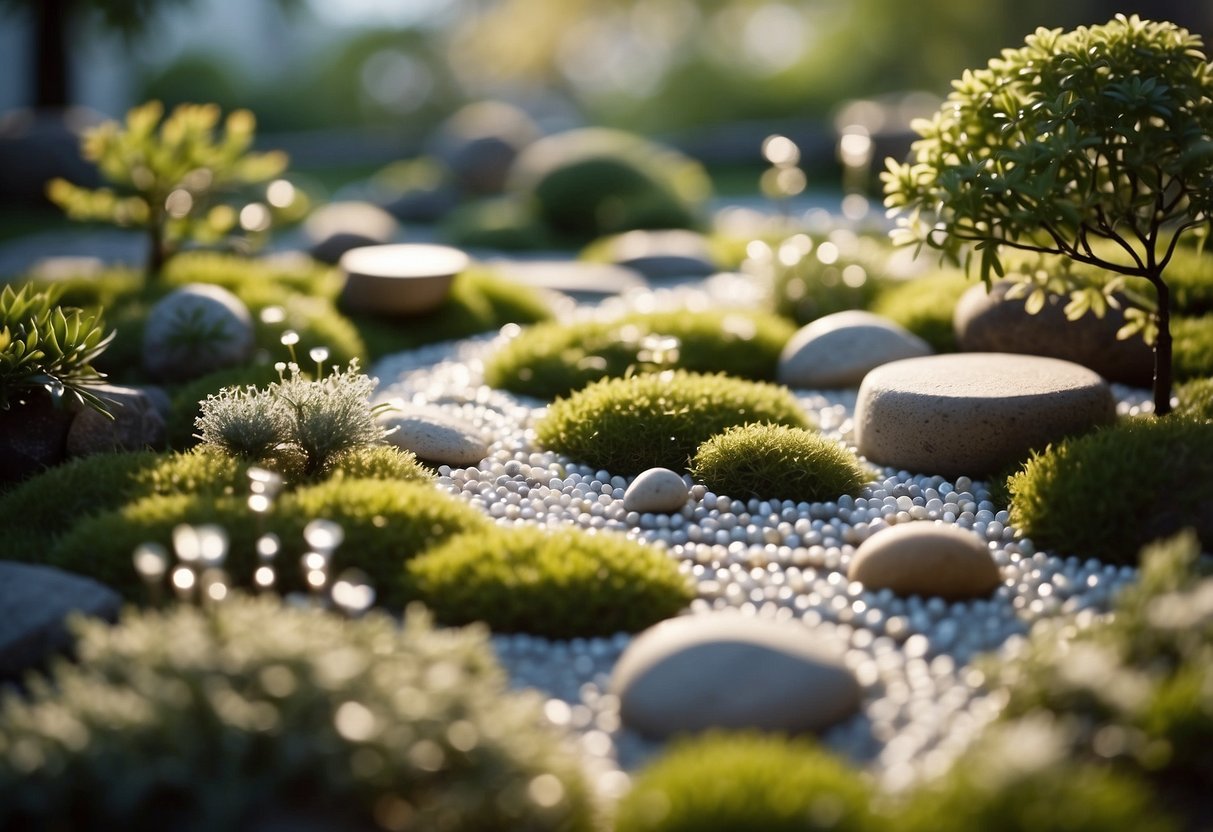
605;229;718;279
0;562;121;680
848;522;1000;600
489;259;647;300
305;201;399;264
611;613;860;739
778;310;933;389
624;467;690;513
954;279;1153;386
339;244;468;317
854;352;1115;477
379;401;489;467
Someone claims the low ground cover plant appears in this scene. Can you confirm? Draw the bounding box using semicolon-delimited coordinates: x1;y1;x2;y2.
535;370;809;476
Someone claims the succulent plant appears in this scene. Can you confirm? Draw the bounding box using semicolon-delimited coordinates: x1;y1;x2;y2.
0;283;114;415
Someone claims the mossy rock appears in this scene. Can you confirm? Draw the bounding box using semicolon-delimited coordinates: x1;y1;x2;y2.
0;597;599;831
1172;314;1213;382
1176;376;1213;421
614;732;881;832
868;269;972;352
484;309;796;399
1008;416;1213;563
347;266;552;360
509;128;710;243
534;370;809;476
406;525;693;638
46;478;486;605
689;423;869;504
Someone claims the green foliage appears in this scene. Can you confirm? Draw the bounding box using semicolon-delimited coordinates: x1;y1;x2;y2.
689;423;869;504
405;525;693;637
0;284;114;414
321;444;433;483
1008;416;1213;563
883;15;1213;414
167;362;280;449
349;267;553;359
535;370;809;476
195;361;389;475
1175;376;1213;420
614;732;881;832
484;309;795;399
1172;314;1213;381
768;234;888;326
47;101;290;276
868;270;972;352
443;197;553;250
509;128;710;243
47;478;487;605
0;597;598;831
899;718;1174;832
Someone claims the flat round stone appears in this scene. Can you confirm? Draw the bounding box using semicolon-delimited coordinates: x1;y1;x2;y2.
379;401;489;466
854;353;1115;477
611;613;860;739
848;522;1001;600
339;244;468;317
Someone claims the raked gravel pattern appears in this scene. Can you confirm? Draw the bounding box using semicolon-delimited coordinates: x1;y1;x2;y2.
371;275;1155;798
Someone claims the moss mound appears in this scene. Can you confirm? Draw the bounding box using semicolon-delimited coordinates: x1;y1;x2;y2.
0;598;599;831
1172;314;1213;382
46;478;487;605
689;424;868;504
1176;376;1213;421
484;309;796;399
614;732;880;832
321;445;433;482
508;128;710;242
1008;416;1213;563
406;526;693;637
771;238;888;326
868;270;972;352
348;266;552;359
535;370;809;476
443;196;552;250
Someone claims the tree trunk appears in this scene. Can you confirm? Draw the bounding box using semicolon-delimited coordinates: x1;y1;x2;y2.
1151;274;1173;416
33;0;72;110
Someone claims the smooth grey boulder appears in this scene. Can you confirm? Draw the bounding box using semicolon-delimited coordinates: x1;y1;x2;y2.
611;613;861;739
142;283;255;382
848;522;1001;600
605;229;718;279
379;401;490;466
0;562;122;679
305;201;400;265
430;101;541;196
624;467;690;513
954;279;1153;386
778;310;933;389
854;353;1116;477
67;384;167;457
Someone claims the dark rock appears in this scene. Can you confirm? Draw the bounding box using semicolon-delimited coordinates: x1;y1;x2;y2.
304;201;400;265
954;279;1154;386
0;390;75;486
430;101;541;196
66;384;167;457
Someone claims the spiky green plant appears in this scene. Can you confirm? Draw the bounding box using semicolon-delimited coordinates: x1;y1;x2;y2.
884;15;1213;415
47;101;289;278
0;284;114;415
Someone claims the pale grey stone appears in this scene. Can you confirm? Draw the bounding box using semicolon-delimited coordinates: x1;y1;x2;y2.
854;352;1116;477
66;384;166;457
142;283;255;382
379;401;490;466
778;310;933;389
848;522;1001;600
611;613;861;739
488;259;646;300
624;467;690;513
304;201;400;264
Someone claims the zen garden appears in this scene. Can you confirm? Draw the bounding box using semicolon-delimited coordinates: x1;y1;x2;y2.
2;3;1213;830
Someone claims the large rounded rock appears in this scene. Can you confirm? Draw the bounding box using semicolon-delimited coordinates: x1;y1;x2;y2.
624;467;690;513
848;522;1001;600
430;101;541;196
854;353;1115;477
778;310;933;389
611;613;861;739
379;402;490;466
142;283;255;382
954;279;1153;386
304;201;400;265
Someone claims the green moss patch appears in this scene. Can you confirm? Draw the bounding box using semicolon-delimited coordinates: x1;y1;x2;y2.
535;370;809;476
614;732;880;832
1176;376;1213;421
689;423;868;504
1172;314;1213;382
484;309;796;399
868;270;972;352
406;525;692;637
1008;416;1213;563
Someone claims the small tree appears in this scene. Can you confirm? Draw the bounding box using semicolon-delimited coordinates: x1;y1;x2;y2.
47;101;288;280
883;15;1213;415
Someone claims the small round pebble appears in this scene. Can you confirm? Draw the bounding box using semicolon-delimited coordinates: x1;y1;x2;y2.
623;467;690;514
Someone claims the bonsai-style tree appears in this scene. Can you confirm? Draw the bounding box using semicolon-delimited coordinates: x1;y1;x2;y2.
47;101;288;279
883;15;1213;415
